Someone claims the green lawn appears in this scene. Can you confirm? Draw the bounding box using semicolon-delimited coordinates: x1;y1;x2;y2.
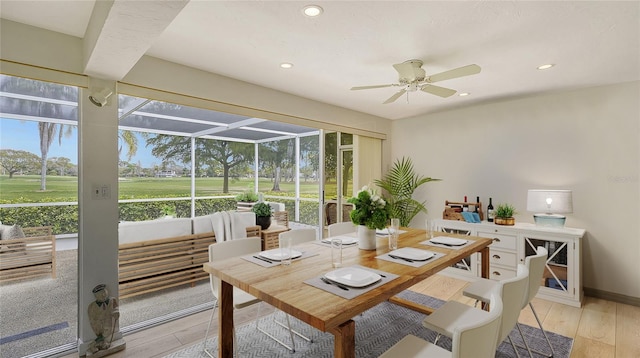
0;175;323;202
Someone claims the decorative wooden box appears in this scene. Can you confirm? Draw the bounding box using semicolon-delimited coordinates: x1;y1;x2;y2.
260;225;289;250
442;200;484;221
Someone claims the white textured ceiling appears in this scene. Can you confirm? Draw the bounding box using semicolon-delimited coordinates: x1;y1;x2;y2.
1;1;639;120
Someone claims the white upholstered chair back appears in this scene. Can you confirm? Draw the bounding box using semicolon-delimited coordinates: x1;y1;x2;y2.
453;293;503;358
524;246;548;306
497;264;529;343
208;238;261;300
279;228;316;246
327;222;356;237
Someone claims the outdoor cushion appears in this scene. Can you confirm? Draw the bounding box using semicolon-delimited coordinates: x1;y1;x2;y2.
118;218;192;244
0;224;27;253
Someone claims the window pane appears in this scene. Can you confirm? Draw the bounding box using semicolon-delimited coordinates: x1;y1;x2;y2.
0;74;79;357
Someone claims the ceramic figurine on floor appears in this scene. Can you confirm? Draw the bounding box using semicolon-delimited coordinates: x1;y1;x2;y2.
87;284;125;357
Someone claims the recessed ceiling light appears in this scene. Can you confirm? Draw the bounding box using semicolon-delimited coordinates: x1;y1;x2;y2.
458;92;470;97
302;5;323;17
280;63;293;69
537;64;554;70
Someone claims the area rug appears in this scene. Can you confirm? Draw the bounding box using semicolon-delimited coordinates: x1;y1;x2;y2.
165;290;573;358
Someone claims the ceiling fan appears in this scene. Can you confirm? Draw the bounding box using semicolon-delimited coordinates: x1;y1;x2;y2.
351;60;481;104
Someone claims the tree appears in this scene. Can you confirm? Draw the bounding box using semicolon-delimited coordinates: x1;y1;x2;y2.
38;122;74;189
300;136;319;182
0;149;40;178
145;134;254;193
1;75;79;190
119;130;139;161
259;139;295;191
47;156;74;176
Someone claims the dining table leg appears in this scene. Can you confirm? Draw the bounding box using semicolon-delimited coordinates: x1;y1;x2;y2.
218;280;234;358
330;319;355;358
480;246;490;279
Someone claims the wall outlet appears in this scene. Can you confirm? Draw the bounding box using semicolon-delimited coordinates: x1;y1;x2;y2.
92;184;111;200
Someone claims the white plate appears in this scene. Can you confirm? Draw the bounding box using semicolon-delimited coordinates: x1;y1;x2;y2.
375;228;406;235
259;249;302;261
389;247;435;261
322;235;358;245
430;236;468;246
324;267;381;288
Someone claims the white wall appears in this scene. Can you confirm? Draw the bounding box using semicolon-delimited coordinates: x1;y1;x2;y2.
391;81;640;298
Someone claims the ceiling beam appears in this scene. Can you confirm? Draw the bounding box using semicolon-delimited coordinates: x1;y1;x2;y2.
83;0;189;80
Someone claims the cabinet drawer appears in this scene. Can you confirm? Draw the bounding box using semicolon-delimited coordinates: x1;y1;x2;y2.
489;266;516;280
490;250;517;267
478;232;517;250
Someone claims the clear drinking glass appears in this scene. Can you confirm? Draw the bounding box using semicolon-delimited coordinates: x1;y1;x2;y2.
331;237;342;268
389;218;400;250
425;218;434;239
280;235;292;266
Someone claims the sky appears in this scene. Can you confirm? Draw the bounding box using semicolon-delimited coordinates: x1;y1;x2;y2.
0;118;159;167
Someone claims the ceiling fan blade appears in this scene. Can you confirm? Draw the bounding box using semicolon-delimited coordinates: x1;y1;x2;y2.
383;89;407;104
428;64;481;83
421;84;457;98
351;84;395;90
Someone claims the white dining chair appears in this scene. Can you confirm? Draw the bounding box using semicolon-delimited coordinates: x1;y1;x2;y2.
273;228;316;344
423;264;530;358
379;293;503;358
279;228;317;246
463;246;551;357
327;221;356;237
202;238;299;357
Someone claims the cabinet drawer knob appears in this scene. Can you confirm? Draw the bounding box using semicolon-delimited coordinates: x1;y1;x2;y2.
493;238;501;243
492;254;501;259
492;271;501;276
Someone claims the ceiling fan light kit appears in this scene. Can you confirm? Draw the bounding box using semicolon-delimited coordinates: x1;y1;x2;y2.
351;59;481;104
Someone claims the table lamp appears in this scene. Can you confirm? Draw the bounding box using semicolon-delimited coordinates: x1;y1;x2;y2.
526;189;573;228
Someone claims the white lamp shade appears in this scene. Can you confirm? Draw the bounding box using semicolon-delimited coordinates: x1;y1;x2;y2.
527;190;573;214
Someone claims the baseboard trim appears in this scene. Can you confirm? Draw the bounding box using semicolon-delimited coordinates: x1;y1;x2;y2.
584;287;640;307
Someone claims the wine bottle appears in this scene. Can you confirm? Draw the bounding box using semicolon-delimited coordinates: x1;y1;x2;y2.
487;198;494;222
475;196;480;213
463;196;469;212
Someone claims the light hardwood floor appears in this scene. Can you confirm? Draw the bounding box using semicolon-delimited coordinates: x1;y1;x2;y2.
62;274;640;358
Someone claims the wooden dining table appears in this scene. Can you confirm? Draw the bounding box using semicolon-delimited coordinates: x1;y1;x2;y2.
202;227;492;358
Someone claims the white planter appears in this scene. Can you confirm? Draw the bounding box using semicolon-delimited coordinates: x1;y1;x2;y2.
357;225;377;250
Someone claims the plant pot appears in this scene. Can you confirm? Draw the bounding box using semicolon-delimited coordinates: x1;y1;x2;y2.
237;201;257;211
256;216;271;230
357;225;377;250
494;217;515;226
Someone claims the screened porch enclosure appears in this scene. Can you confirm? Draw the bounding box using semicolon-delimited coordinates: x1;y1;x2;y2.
0;74;358;357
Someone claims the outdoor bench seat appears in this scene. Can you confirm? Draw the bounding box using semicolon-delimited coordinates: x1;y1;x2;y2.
117;225;261;299
0;226;56;282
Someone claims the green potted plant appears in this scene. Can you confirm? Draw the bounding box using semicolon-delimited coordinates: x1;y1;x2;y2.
251;202;272;230
375;157;440;227
236;191;260;211
494;203;516;226
348;186;390;250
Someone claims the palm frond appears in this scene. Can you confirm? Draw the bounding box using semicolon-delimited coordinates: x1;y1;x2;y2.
375;157;441;227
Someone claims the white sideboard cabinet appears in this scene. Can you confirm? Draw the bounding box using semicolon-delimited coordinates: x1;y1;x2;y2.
433;219;586;307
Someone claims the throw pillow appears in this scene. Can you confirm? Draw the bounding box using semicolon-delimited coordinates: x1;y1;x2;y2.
3;224;26;240
0;224;27;253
